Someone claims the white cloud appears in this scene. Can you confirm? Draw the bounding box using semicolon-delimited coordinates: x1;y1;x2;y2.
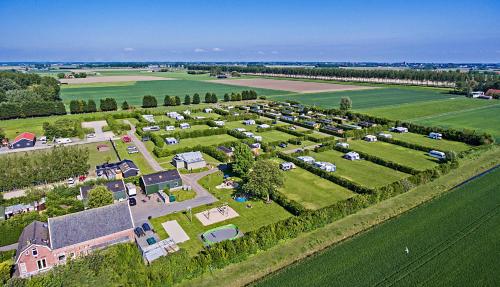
194;48;206;53
123;47;135;52
212;47;223;52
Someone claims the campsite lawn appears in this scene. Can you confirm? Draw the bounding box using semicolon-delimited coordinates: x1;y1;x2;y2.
310;149;409;188
150;170;291;255
268;87;455;110
255;166;500;287
348;140;439;171
256;130;297;143
388;132;471;152
277;161;354;210
61;79;288;106
156;134;238;152
113;140;155;174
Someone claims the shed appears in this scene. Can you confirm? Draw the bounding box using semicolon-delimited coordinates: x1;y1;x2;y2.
10;132;36;149
140;170;182;195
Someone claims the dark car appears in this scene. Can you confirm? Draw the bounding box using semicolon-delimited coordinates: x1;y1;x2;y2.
129;197;137;206
279;142;288;148
134;227;145;237
142;223;152;232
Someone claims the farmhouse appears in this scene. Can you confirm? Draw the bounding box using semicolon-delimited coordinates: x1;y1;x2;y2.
140;170;182;195
14;202;134;278
314;162;336;172
344;151;361;161
297;156;315;164
79;180;128;202
172;151;206;170
95;159;139;179
10;132;36;149
364;135;378;142
391;127;408;133
428;132;443;140
214;120;225;126
336;142;349;149
280;162;295;171
243;119;256;125
179;123;190;129
165;138;178;145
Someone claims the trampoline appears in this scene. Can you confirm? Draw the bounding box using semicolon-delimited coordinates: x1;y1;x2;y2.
200;224;243;246
235;196;247;202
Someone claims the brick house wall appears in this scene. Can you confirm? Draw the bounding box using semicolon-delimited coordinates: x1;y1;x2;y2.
16;244;57;278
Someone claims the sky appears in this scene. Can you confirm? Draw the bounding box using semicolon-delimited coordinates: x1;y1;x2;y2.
0;0;499;63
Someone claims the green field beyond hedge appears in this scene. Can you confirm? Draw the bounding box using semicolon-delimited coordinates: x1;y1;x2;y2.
255;166;500;287
61;79;288;106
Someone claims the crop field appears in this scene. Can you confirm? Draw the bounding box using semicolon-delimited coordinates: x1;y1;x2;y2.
267;87;455;110
310;149;409;188
348;140;439;171
255;167;500;287
277;162;354;210
388;132;471;152
60;79;288;106
150;170;292;255
256;130;297;143
156;134;238;152
414;104;500;142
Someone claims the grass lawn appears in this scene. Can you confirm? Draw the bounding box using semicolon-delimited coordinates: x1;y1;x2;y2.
308;131;334;140
150;170;292;255
224;121;258;132
255;166;500;287
113;140;155;174
388;132;471;152
359;98;496;121
189;112;221;119
158;134;238;152
281;140;317;152
170;189;196;202
256;130;296;143
276;160;354;210
268;87;456;110
348;140;439;171
61;79;288;106
310;149;409;188
163;124;212;134
414;104;500;143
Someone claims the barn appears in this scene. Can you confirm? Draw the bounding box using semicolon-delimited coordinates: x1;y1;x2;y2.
10;132;36;149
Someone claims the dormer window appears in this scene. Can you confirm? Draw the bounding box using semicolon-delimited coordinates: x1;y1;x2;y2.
32;248;38;256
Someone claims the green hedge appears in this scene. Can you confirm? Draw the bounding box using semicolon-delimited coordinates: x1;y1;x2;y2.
0;212;47;246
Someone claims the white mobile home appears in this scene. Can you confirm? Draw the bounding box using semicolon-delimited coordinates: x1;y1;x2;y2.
336;142;349;149
166;126;175;131
428;132;442;140
165;138;178;145
243;119;256;125
280;162;295;171
429;150;446;160
364;135;378;142
378;133;392;139
390;127;408;133
314;162;336;172
297;156;315;164
214;120;225;126
204;108;213;113
179;123;190;129
344;151;360;161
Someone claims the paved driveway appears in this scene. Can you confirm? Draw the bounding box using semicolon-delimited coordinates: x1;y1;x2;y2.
123;119;163;172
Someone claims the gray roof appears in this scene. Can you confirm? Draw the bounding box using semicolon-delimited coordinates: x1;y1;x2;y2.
49;201;134;250
80;180;126;199
16;221;49;261
141;170;181;186
174;151;204;164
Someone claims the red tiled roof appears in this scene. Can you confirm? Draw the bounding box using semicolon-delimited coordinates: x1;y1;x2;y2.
13;132;35;143
486;89;500;95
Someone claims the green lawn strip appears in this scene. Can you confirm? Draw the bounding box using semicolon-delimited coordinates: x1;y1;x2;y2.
150;170;291;256
224;121;258;132
359;98;497;121
170;189;196;202
273;159;354;210
310;149;409;188
177;146;500;287
267;87;455;110
281;140;317;152
60;81;137;89
61;79;288;106
189;112;221;119
413;104;500;143
256;164;500;287
256;130;296;143
159;134;238;152
388;132;471;152
163;124;212;134
348;140;438;171
113;140;155;174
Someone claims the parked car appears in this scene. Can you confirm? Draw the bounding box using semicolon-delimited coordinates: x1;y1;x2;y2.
55;138;72;145
39;136;47;144
86;133;96;139
279;142;288;148
129;197;137;206
78;175;86;182
142;223;152;232
67;178;75;186
134;226;145;237
127;146;139;154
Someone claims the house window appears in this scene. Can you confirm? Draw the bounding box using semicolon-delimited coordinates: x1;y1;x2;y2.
36;259;47;270
58;254;66;261
32;248;38;256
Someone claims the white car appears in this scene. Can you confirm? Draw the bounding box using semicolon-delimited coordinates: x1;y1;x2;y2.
67;178;75;186
86;133;96;139
55;138;72;144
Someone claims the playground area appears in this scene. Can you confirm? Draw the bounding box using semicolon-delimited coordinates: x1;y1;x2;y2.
200;224;243;246
195;203;239;226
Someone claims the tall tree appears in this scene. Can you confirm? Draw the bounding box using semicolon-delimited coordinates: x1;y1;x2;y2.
184;95;191;105
231;143;254;177
224;93;230;102
87;186;113;209
121;100;129;110
204;92;211;103
86;100;97;113
242;160;284;202
192;93;200;104
175;96;181;106
339;97;352;111
164;95;171;106
142;95;157;108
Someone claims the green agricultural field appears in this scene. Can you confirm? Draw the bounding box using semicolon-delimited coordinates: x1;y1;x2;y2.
156;134;238;152
348;140;438;171
113;140;155;174
388;132;471;152
61;79;288;106
255;167;500;287
150;170;292;255
256;130;297;143
278;163;354;210
96;70;215;81
359;98;496;121
414;104;500;142
310;149;409;188
268;87;455;110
